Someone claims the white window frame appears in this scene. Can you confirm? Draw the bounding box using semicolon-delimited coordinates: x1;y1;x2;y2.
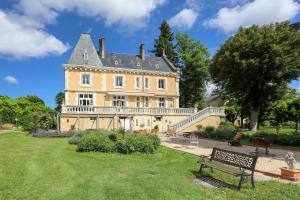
158;97;166;108
114;74;125;88
83;51;88;60
112;95;127;107
135;76;142;89
144;77;150;89
136;97;141;107
78;93;94;106
80;72;92;87
144;97;149;107
157;77;167;90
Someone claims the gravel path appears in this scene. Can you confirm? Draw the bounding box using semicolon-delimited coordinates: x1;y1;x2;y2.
160;136;300;183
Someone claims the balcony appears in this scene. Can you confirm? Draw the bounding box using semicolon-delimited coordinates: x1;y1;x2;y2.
61;106;197;116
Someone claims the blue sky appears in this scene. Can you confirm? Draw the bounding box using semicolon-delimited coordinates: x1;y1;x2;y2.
1;0;300;108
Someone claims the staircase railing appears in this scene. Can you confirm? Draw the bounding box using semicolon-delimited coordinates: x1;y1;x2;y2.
168;107;225;133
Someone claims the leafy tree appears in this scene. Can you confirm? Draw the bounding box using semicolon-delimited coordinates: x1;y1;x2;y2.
288;96;300;133
17;95;45;105
55;92;65;112
225;105;241;124
0;96;21;124
151;20;177;63
210;22;300;131
272;99;289;134
176;33;210;108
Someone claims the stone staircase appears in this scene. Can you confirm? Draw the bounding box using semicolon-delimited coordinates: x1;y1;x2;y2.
168;107;225;134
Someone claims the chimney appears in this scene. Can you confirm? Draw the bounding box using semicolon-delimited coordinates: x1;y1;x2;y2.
140;43;145;60
99;37;105;58
162;48;166;57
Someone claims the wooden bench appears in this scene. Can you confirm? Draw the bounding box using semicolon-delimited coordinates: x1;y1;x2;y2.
199;148;258;190
251;137;273;155
228;132;243;146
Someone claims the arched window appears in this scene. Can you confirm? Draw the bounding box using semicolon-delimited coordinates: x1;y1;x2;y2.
83;51;88;60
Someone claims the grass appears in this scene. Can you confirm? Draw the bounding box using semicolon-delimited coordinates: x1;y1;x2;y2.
0;132;300;200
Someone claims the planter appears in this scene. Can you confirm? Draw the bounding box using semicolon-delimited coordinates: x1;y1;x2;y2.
280;167;300;181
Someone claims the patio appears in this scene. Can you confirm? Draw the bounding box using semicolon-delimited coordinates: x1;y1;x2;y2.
160;136;300;182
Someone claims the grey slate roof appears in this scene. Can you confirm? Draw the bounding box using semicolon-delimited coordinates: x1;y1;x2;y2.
68;33;103;66
100;53;175;72
67;33;176;73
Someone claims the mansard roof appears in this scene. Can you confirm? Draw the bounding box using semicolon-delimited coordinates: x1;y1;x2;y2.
67;33;176;73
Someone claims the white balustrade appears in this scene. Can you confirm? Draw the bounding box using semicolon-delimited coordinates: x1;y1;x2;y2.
61;106;196;115
168;107;225;132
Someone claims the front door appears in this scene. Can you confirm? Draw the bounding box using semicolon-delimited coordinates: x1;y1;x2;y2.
124;118;131;131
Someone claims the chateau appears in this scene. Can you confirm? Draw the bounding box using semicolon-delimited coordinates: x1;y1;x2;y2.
58;33;224;133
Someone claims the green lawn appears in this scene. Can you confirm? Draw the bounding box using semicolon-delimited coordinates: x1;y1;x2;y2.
0;132;299;200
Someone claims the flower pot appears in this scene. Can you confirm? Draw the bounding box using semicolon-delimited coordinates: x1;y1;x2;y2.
280;167;300;181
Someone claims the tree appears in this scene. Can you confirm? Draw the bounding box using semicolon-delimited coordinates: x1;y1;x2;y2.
17;95;45;105
151;20;177;63
225;105;241;124
0;96;21;124
272;99;289;134
55;92;65;112
288;96;300;133
176;33;210;108
210;22;300;131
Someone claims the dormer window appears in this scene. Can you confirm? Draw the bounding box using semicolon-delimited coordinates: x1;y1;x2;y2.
137;62;140;67
155;64;159;69
114;60;119;65
83;51;88;60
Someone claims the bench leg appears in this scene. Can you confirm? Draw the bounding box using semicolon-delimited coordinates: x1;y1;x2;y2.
199;164;203;174
238;176;244;190
265;147;269;155
251;174;255;189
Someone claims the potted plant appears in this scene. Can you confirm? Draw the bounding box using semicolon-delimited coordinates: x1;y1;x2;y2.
280;152;300;181
152;125;159;134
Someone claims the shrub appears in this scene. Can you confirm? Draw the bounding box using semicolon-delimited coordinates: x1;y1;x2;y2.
70;124;76;131
215;121;235;139
203;126;215;137
251;131;300;146
76;132;115;152
75;131;160;154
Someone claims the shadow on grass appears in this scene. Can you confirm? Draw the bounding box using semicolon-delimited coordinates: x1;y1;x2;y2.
191;170;238;190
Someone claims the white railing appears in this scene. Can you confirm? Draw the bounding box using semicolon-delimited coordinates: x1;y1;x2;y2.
61;106;196;116
168;107;225;132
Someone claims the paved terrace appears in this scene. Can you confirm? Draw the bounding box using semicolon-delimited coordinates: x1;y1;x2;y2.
161;136;300;182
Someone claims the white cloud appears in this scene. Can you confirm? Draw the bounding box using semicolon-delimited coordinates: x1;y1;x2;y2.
4;76;18;84
204;0;300;33
16;0;166;29
0;10;69;59
0;0;165;58
169;8;198;29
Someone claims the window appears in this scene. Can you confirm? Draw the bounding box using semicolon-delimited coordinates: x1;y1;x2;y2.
144;97;149;107
158;97;165;108
81;74;90;85
83;51;88;60
114;60;118;65
148;119;150;126
158;79;166;89
115;76;123;87
136;119;139;126
144;77;149;89
155;64;159;69
137;62;140;67
78;93;93;106
136;97;141;107
112;96;126;107
136;77;141;89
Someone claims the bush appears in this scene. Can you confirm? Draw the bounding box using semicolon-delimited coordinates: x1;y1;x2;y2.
76;132;115;152
203;126;215;137
215;121;235;139
75;131;160;154
251;131;300;146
